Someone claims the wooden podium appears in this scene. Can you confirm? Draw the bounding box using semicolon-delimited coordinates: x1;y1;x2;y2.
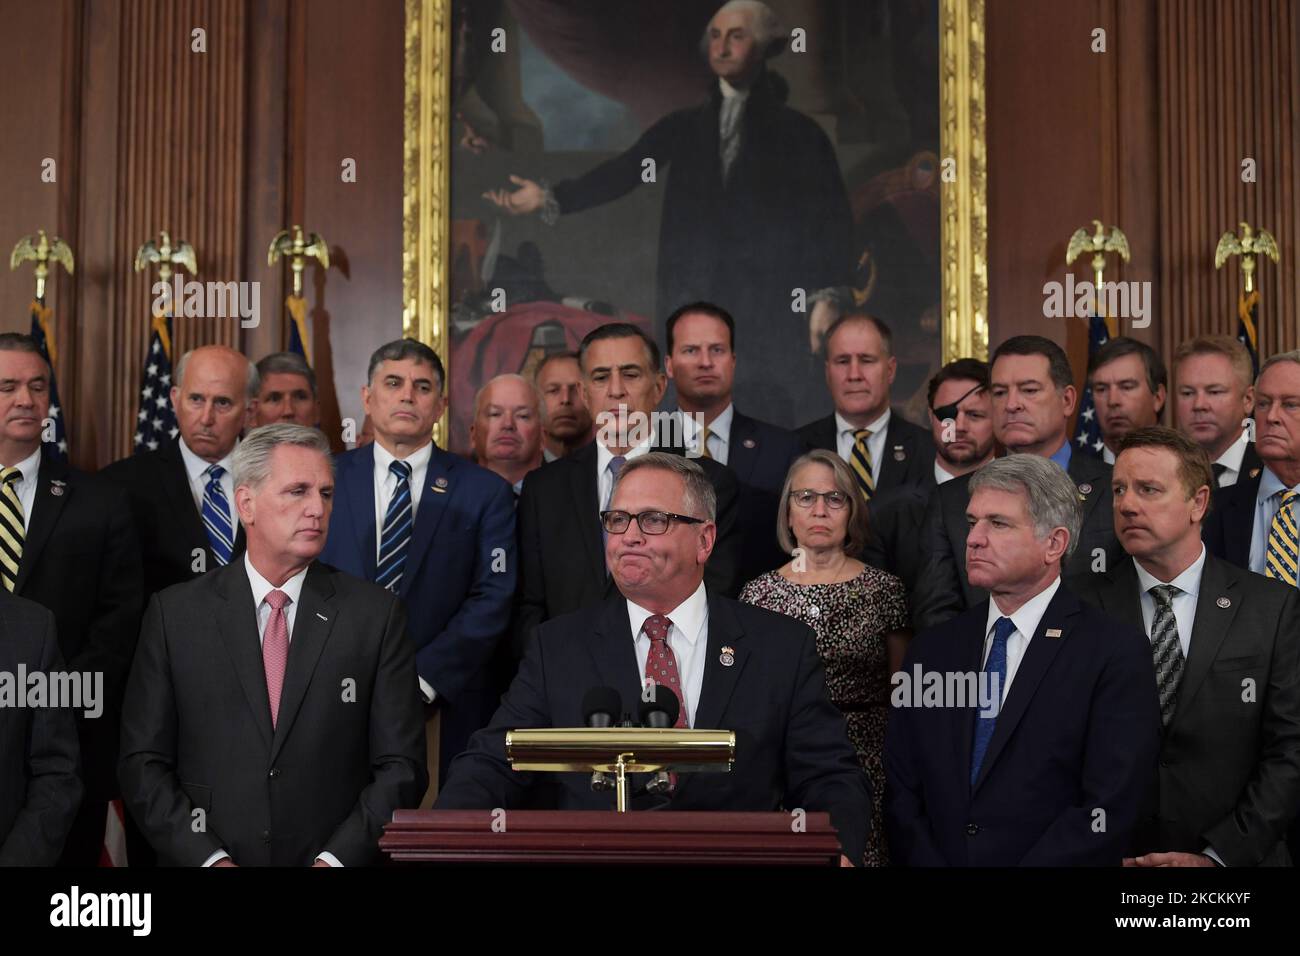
381;810;843;865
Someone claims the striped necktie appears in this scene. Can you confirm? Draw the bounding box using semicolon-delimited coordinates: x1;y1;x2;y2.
1264;490;1299;587
0;467;25;591
376;460;413;592
850;428;875;500
201;464;234;566
1148;584;1185;726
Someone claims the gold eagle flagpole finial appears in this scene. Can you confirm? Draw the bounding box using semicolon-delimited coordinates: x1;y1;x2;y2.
1214;221;1280;294
1065;219;1130;318
10;229;75;302
268;225;330;298
134;229;198;287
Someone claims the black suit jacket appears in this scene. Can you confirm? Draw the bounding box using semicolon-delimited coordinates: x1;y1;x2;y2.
0;592;83;865
100;439;246;599
438;590;871;860
13;454;143;800
911;450;1120;630
726;410;807;584
797;409;935;496
514;441;742;650
862;466;939;598
1069;553;1300;865
118;560;427;866
1202;467;1265;569
885;585;1161;865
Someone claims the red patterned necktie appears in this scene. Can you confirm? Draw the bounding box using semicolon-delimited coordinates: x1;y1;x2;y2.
642;614;688;728
263;589;291;728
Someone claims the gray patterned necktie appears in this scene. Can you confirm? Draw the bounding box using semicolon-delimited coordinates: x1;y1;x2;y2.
719;94;744;181
1149;584;1185;727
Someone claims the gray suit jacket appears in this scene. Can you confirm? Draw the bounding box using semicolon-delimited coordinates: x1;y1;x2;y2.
1069;552;1300;865
119;560;427;866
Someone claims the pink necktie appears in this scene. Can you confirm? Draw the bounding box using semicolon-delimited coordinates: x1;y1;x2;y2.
263;589;291;728
642;614;688;728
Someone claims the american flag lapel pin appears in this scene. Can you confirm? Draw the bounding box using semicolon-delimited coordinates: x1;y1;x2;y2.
1045;628;1063;639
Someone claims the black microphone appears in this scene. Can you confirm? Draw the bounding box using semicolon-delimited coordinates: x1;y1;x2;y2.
638;691;681;796
582;686;622;794
582;686;622;728
638;690;680;729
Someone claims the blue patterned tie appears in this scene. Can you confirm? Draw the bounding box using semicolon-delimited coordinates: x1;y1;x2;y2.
970;616;1014;785
375;460;413;592
201;464;234;566
602;455;627;564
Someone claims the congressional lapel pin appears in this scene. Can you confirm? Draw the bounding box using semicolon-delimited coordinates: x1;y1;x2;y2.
431;476;449;494
315;611;329;622
720;646;735;667
1078;483;1092;496
50;480;66;497
742;438;756;449
893;445;906;462
1045;628;1063;639
1216;596;1231;609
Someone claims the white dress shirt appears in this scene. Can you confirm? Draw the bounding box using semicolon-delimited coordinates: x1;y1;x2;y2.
1102;445;1117;466
204;556;339;868
983;577;1062;700
680;403;733;465
597;438;652;511
934;458;958;486
627;581;709;728
1213;431;1251;488
371;439;432;563
0;446;42;533
1134;545;1206;659
835;409;889;485
178;438;236;514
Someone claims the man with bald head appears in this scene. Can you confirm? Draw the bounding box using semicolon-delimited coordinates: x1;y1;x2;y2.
470;374;544;496
104;344;259;599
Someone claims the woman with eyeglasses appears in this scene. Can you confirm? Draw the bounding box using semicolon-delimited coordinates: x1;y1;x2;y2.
739;449;910;866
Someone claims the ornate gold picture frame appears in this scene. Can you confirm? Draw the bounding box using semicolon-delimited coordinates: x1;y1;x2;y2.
404;0;988;438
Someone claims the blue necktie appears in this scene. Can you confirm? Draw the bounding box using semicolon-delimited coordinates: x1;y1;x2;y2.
201;464;234;566
376;460;413;592
970;616;1014;785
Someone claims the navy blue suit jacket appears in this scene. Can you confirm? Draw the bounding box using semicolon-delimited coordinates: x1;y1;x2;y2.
437;591;872;862
319;443;516;766
727;410;807;584
885;584;1161;866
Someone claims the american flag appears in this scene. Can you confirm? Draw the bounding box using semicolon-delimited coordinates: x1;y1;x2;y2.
28;301;68;460
1072;314;1115;458
133;315;179;453
1237;289;1261;379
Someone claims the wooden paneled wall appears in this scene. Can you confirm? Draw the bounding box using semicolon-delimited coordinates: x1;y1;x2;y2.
987;0;1299;388
1157;0;1300;361
0;0;404;470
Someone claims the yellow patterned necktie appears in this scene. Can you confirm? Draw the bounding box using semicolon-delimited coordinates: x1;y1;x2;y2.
0;467;25;591
698;424;713;460
1264;489;1299;587
850;429;875;500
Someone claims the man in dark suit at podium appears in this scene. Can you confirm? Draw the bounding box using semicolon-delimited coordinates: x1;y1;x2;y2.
438;453;870;863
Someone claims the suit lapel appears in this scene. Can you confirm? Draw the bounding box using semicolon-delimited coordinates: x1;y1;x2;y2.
726;413;757;484
569;444;607;587
1172;554;1238;725
160;440;211;556
345;444;379;580
270;563;338;762
876;413;913;491
1101;558;1144;631
956;604;988;791
399;446;451;597
1067;452;1108;531
214;561;273;753
14;454;68;593
1222;473;1260;567
973;588;1075;791
588;596;646;723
